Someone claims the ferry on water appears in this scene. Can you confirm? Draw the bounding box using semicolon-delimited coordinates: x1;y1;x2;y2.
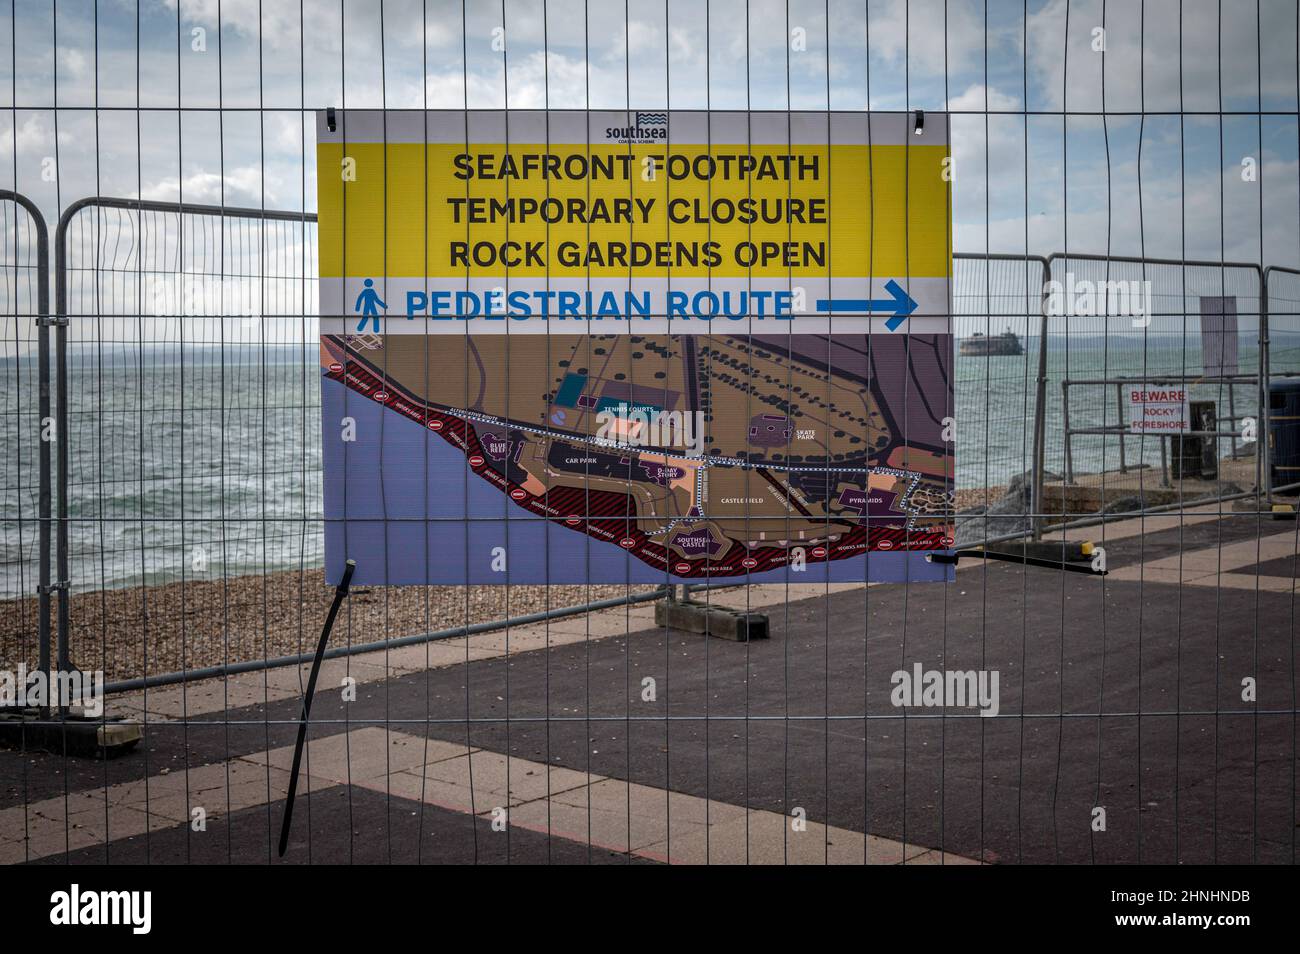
959;329;1024;356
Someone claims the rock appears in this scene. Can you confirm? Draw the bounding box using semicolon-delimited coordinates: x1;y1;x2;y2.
1006;469;1061;499
953;470;1065;543
955;486;1032;545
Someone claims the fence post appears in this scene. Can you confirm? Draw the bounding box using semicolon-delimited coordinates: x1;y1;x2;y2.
1227;382;1238;460
1031;256;1051;540
1115;382;1127;473
53;200;86;676
0;190;52;697
1260;266;1272;504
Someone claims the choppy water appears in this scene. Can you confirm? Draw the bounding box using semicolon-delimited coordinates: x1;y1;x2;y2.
2;334;1293;595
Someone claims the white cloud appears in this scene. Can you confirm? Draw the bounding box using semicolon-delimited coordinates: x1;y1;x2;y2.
140;164;275;207
949;83;1021;112
0;0;1294;279
162;0;317;52
0;115;56;157
869;0;992;78
1024;0;1294;113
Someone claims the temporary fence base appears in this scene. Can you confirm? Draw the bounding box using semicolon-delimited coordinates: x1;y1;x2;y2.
982;539;1095;565
654;594;770;642
0;710;142;759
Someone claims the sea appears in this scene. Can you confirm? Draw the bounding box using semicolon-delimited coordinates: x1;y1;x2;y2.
2;333;1295;595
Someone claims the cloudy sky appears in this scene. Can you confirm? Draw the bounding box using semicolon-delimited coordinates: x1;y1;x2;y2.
1;0;1298;329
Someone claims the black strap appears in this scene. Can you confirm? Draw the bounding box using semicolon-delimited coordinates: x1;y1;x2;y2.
278;559;356;857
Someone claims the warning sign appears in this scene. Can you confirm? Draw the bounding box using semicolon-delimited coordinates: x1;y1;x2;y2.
1128;386;1191;433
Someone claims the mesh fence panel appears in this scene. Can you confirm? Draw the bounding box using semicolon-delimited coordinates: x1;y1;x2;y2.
61;205;322;593
0;194;44;689
0;0;1297;880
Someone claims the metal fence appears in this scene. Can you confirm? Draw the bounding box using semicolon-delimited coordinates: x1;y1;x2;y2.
3;0;1300;882
0;190;50;685
3;194;1299;869
4;208;1295;689
58;197;321;591
951;253;1049;539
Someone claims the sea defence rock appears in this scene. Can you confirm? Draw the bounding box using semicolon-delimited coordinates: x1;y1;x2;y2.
953;470;1061;546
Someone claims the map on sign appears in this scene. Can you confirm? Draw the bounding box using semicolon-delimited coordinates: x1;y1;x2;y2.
317;110;954;584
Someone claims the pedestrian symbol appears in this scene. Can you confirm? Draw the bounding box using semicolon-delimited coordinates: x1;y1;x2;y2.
354;279;386;332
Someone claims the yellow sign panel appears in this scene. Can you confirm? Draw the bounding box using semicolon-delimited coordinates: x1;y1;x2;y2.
318;142;950;280
316;110;951;332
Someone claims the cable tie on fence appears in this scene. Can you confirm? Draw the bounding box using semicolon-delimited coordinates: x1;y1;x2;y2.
35;316;69;327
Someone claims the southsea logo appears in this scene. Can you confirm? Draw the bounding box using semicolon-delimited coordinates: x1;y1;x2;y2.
606;112;668;144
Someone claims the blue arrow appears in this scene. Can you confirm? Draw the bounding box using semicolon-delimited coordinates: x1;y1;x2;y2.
815;279;918;330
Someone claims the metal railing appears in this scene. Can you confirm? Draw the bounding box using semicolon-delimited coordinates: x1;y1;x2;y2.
1060;372;1291;487
1066;374;1258;486
1041;254;1277;507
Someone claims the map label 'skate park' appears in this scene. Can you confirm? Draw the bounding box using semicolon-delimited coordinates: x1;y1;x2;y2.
318;109;955;585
